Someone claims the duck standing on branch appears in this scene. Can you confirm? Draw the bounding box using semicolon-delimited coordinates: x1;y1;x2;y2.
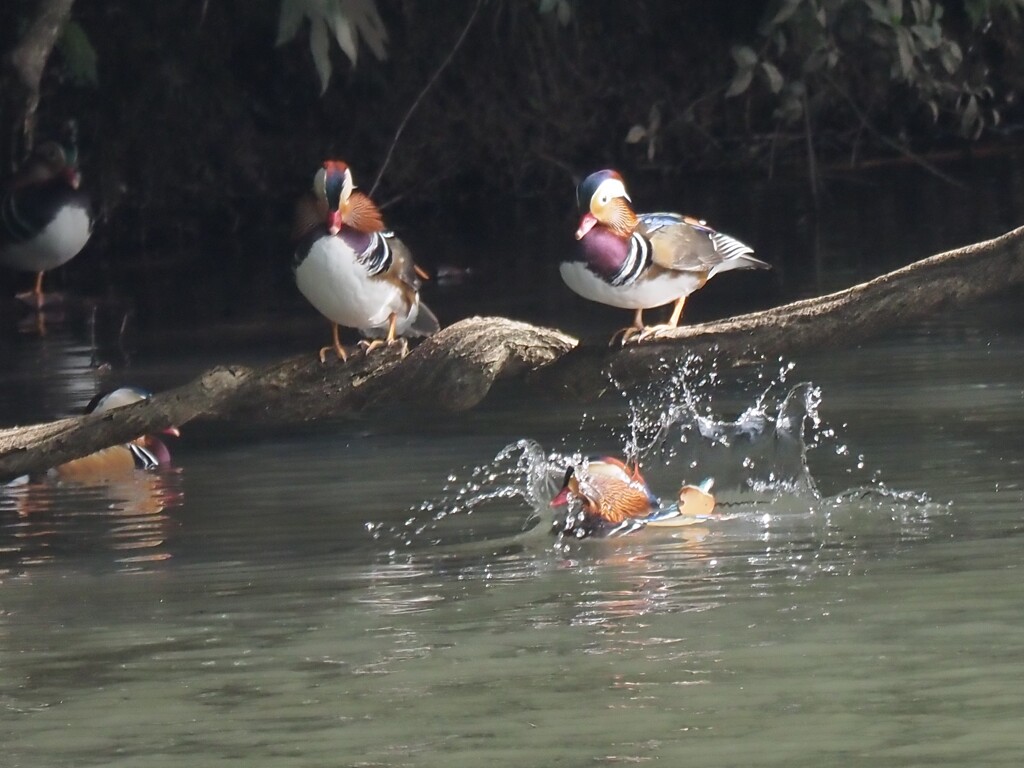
293;160;439;363
0;122;92;308
563;169;770;344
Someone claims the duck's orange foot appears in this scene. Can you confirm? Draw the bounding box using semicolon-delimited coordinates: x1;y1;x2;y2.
608;326;644;347
677;483;716;517
318;343;350;364
359;337;409;357
635;324;683;343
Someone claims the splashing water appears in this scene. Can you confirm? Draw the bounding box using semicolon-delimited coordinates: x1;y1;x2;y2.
370;352;946;552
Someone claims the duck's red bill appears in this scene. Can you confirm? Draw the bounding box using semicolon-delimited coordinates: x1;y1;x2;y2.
550;487;571;507
575;213;598;240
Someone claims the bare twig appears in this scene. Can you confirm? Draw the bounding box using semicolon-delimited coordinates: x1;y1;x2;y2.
823;73;967;189
369;0;483;198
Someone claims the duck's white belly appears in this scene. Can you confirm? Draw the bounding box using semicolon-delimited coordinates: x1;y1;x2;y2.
560;262;703;309
0;205;91;272
296;237;404;331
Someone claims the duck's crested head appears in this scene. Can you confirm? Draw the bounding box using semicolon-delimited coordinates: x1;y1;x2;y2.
574;170;636;238
314;160;354;235
576;170;630;211
15;123;82;190
550;465;579;508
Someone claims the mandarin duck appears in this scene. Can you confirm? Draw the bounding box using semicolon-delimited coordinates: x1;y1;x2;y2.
293;160;439;363
52;387;180;481
563;169;769;343
550;457;721;537
550;456;662;537
0;123;92;307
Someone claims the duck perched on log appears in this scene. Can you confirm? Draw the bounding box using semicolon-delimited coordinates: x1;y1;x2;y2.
292;160;439;363
563;169;769;343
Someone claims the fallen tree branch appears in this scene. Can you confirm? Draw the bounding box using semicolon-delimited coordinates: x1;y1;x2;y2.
1;224;1022;479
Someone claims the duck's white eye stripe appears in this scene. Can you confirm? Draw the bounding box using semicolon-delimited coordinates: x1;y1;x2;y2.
594;178;629;203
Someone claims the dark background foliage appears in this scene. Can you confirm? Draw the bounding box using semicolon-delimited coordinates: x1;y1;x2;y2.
2;0;1023;328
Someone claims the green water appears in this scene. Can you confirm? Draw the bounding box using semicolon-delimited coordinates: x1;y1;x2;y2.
1;161;1023;766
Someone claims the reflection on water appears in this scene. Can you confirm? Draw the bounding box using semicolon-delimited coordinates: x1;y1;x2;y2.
0;468;185;572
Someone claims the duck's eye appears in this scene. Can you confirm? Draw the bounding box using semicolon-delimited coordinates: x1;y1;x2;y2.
599;194;609;205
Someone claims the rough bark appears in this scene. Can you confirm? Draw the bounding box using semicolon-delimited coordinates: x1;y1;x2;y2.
0;224;1022;479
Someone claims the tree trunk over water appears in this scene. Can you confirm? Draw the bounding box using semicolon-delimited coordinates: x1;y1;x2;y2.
1;223;1022;479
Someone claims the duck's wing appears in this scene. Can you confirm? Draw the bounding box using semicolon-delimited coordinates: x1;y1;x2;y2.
638;212;764;274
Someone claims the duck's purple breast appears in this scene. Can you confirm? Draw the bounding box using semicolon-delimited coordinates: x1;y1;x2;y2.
577;226;629;280
338;227;373;254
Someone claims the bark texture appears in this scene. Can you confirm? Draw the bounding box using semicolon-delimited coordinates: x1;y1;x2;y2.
0;224;1022;479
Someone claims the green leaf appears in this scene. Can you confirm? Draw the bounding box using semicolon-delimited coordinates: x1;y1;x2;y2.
773;84;805;123
556;0;572;26
768;0;805;28
910;22;941;49
963;0;988;27
960;94;979;137
625;125;647;144
761;61;785;93
865;0;894;24
725;66;754;98
309;16;332;94
895;26;915;79
277;0;388;92
327;1;359;65
938;40;962;74
340;0;388;61
917;0;937;22
58;20;98;86
731;45;758;68
277;0;306;45
648;103;662;132
774;29;788;55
